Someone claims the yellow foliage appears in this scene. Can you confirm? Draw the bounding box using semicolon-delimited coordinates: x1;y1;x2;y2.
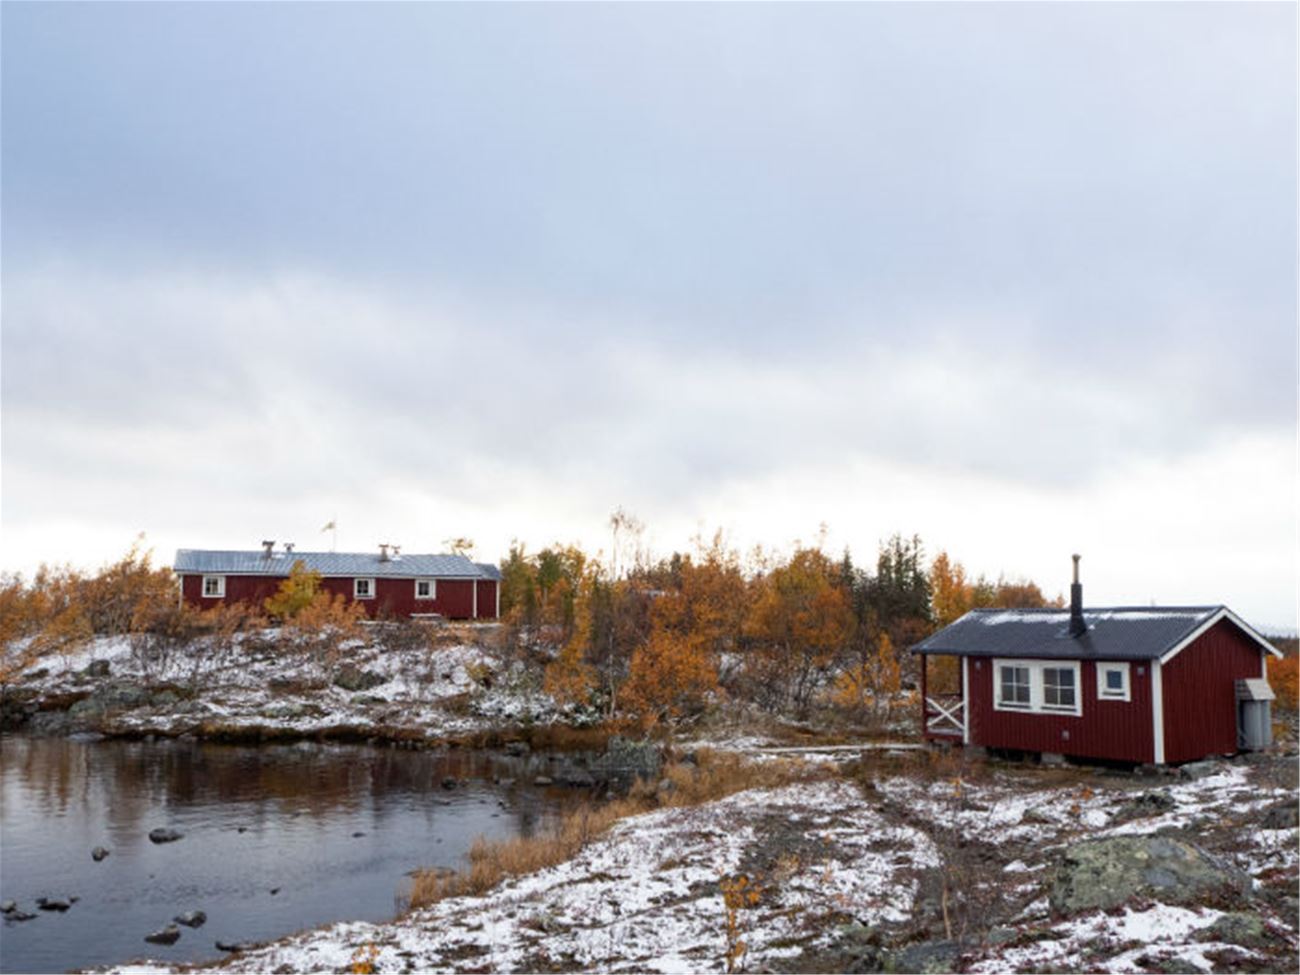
264;560;324;620
1268;654;1297;712
622;627;718;724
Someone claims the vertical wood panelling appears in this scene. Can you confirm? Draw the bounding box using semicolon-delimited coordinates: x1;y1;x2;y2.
182;574;496;620
968;656;1154;763
1161;621;1262;763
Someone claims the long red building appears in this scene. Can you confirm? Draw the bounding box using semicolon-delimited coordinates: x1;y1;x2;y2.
912;557;1279;765
175;544;500;621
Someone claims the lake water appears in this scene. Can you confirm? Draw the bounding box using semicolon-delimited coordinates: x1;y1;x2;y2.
0;736;577;973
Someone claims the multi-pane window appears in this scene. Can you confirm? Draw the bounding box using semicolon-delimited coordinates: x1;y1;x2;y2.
992;659;1082;716
415;579;435;600
1042;667;1076;710
998;665;1032;708
202;575;225;598
354;578;374;599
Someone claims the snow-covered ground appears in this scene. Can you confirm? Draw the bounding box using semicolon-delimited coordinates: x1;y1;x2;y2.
9;630;560;741
87;752;1299;974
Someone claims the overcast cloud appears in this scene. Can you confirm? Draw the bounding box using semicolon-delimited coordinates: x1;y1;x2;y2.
2;3;1295;629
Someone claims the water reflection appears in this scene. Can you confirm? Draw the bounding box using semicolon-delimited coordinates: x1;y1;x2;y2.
0;736;571;973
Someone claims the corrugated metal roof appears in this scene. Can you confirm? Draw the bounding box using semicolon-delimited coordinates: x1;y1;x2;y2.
911;606;1224;661
474;562;503;581
174;549;491;579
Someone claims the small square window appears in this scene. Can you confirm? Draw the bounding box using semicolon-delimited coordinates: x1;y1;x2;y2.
1097;663;1130;701
354;578;374;600
415;579;435;600
202;575;225;598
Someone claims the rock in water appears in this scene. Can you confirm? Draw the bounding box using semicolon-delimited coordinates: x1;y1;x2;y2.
0;900;16;914
174;910;207;928
215;940;256;952
145;924;181;945
92;846;111;862
35;897;70;911
1051;836;1248;914
148;827;183;844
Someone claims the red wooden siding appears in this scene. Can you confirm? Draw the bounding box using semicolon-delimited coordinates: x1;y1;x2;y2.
180;574;496;620
1161;620;1265;764
476;580;497;620
967;657;1155;764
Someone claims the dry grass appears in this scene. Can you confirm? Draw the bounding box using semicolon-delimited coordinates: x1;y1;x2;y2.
408;749;825;910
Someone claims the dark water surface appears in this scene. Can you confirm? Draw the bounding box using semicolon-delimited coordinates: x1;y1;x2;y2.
0;735;574;973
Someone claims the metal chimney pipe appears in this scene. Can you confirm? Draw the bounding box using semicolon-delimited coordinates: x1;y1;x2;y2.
378;543;390;562
262;540;275;559
1069;554;1086;637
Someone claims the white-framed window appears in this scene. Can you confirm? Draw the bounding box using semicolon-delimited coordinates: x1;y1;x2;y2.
1096;662;1131;702
414;579;436;600
993;659;1082;716
1041;666;1078;712
998;664;1032;709
354;578;375;600
201;575;226;598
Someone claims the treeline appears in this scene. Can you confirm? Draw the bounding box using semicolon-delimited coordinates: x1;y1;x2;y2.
498;529;1060;728
1;530;1063;727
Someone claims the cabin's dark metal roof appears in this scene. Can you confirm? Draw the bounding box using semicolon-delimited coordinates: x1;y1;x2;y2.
911;606;1226;661
474;562;503;581
174;550;491;579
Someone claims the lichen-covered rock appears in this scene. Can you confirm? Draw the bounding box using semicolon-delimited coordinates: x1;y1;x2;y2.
332;667;386;692
1198;912;1270;949
1260;802;1299;830
1050;836;1247;915
886;939;962;974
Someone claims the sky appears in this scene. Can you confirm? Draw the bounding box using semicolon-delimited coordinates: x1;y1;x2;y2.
2;3;1296;630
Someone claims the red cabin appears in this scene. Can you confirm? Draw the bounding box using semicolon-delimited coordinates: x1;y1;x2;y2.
175;543;501;621
912;558;1280;765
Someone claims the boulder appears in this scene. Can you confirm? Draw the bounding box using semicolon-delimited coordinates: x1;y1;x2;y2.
35;897;70;911
0;900;16;914
590;736;662;783
1260;802;1299;830
886;939;962;974
440;777;458;790
1197;912;1270;949
85;660;111;678
148;827;184;844
145;924;181;945
1050;836;1248;915
174;910;207;928
91;846;111;862
215;940;257;953
554;765;596;788
1178;760;1226;781
332;667;386;692
8;910;36;922
1113;791;1176;822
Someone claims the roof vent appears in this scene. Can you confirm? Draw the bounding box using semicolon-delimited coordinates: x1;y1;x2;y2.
1069;554;1086;638
378;543;390;562
390;544;401;561
262;540;276;559
284;542;295;554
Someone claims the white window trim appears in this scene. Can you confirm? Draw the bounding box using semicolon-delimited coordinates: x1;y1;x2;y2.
993;658;1082;717
201;575;226;598
354;577;375;600
1096;662;1131;702
414;578;436;600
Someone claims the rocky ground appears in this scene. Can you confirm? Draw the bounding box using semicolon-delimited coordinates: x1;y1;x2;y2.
85;749;1298;975
0;627;560;744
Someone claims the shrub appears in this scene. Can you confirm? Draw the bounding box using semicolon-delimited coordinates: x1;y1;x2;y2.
1267;654;1297;712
